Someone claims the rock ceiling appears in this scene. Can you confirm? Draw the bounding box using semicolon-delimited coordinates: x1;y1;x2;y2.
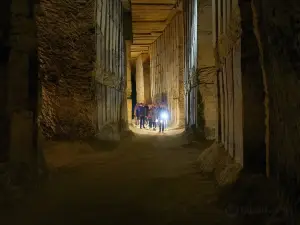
130;0;181;58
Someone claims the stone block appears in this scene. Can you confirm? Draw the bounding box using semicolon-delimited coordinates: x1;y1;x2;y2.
96;123;120;141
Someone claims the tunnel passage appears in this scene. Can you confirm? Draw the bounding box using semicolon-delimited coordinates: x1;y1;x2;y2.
1;0;300;212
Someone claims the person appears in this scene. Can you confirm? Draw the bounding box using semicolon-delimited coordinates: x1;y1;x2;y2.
144;104;149;128
134;103;140;126
158;104;169;133
139;103;146;129
152;104;158;130
163;105;170;130
148;105;153;129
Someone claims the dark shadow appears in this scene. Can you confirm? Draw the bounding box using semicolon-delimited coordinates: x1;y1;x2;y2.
181;139;214;150
216;171;295;225
239;0;266;174
0;1;11;162
196;88;206;138
83;137;120;152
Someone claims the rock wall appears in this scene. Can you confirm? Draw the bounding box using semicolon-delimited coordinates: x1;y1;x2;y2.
95;0;127;140
37;0;96;139
149;12;185;127
183;0;198;127
239;0;266;173
126;40;132;122
0;0;42;172
213;0;266;174
135;54;145;103
252;0;300;198
197;1;216;139
143;57;151;104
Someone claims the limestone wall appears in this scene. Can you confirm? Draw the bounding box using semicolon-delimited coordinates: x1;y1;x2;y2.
126;40;132;122
37;0;96;139
95;0;127;140
197;1;216;139
135;54;145;103
149;12;185;127
252;0;300;199
183;0;198;127
213;0;266;173
0;0;40;168
37;0;127;140
143;57;151;104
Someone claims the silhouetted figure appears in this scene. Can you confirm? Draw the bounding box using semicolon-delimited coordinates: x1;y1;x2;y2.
158;105;168;133
139;104;146;129
148;105;153;129
144;104;149;127
134;103;140;126
152;105;158;130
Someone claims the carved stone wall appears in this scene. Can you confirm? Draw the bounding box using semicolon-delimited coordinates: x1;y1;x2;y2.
0;0;41;176
197;1;216;139
37;0;96;139
252;0;300;199
183;0;198;127
214;0;266;174
135;54;145;103
95;0;126;140
149;12;185;127
143;57;151;104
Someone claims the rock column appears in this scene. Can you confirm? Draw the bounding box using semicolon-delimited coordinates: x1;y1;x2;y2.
7;0;39;170
125;40;132;123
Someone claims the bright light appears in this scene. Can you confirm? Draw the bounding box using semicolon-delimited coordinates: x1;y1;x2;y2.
161;112;168;120
155;119;158;123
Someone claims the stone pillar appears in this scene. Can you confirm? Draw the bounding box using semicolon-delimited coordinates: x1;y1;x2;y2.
7;0;39;170
142;54;151;104
135;54;145;103
197;0;216;140
125;40;132;123
212;0;221;143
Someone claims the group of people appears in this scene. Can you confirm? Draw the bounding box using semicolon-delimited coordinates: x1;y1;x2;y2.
134;103;169;133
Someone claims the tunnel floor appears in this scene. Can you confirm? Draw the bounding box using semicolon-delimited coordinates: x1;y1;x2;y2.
2;133;238;225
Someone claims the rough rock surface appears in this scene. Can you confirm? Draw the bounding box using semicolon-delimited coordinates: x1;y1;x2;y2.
196;142;242;186
251;0;300;200
37;0;96;139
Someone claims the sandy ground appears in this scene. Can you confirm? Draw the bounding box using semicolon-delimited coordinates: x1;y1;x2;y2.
1;129;238;225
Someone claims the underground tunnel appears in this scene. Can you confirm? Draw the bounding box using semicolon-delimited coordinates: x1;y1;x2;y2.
1;0;300;224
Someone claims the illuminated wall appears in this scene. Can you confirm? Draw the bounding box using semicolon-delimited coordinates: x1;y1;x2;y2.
95;0;126;140
183;0;198;127
149;13;185;127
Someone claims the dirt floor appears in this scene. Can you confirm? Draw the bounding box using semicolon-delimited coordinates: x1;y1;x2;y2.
1;128;239;225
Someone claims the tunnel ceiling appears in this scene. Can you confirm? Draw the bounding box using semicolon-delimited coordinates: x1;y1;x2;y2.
130;0;181;59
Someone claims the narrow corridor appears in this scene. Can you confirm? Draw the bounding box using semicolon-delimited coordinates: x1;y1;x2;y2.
2;133;236;225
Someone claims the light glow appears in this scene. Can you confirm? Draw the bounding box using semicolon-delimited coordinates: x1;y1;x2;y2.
161;112;168;120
